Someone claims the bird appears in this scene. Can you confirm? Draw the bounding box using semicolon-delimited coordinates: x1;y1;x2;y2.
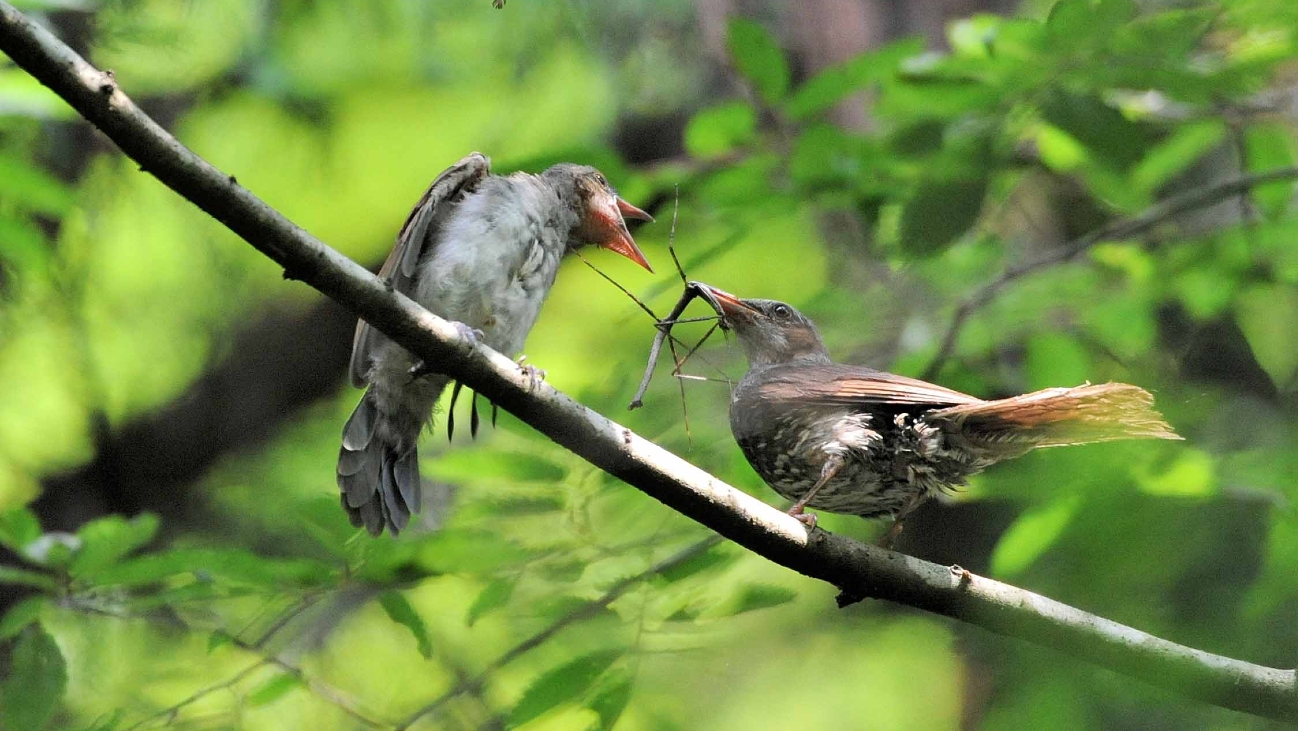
692;282;1181;536
338;152;654;537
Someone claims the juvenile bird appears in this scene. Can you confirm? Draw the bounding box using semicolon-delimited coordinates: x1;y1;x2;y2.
694;282;1180;533
339;153;653;536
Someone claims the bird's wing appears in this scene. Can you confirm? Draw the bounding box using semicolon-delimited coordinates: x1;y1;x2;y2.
754;363;984;409
348;152;492;387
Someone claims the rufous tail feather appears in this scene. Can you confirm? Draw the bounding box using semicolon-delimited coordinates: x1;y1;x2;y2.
931;382;1181;449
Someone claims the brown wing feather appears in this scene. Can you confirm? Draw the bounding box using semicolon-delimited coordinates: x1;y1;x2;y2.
348;152;492;387
753;363;984;408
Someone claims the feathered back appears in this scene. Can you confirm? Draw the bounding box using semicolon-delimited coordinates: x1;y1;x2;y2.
930;382;1181;451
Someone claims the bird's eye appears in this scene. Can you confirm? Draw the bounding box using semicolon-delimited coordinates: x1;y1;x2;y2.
772;304;791;319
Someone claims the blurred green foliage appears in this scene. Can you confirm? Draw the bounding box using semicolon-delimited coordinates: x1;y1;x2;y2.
2;0;1298;729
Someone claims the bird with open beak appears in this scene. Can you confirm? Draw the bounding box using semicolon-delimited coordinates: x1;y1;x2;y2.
693;282;1180;534
338;153;654;536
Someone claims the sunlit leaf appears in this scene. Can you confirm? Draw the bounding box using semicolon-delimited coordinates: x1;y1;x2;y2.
684;103;755;159
207;631;233;654
656;543;736;584
69;514;160;579
0;624;67;731
586;666;634;731
0;566;59;593
990;495;1082;578
246;672;303;707
1135;449;1216;497
0;597;46;640
1244;121;1298;218
466;576;517;626
508;650;622;728
379;590;434;659
1025;332;1091;391
1129;120;1225;195
1235;284;1298;387
91;548;336;589
0;154;74;215
727;18;788;104
0;508;41;552
719;584;799;616
419;530;531;575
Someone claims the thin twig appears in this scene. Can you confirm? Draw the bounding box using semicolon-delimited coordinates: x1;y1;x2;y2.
628;285;703;409
395;535;724;730
668;186;688;286
921;165;1298;380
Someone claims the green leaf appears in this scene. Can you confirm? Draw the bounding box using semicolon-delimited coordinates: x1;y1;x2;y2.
0;624;67;731
586;667;634;731
1135;449;1216;497
418;530;531;575
508;650;622;728
1129;120;1226;195
0;566;59;593
656;543;735;584
1244;121;1298;218
897;176;989;257
785;39;922;119
1024;332;1091;391
727;18;789;104
0;508;41;551
466;576;517;626
0;597;47;640
684;103;755;158
207;631;233;654
1236;284;1298;387
69;514;160;579
379;590;433;659
0;215;50;275
990;495;1082;577
1112;7;1216;59
91;547;335;589
722;584;799;616
1033;123;1089;172
246;672;303;707
0;154;74;215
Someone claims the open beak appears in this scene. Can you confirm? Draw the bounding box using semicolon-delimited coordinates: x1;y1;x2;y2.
589;195;654;272
691;281;757;328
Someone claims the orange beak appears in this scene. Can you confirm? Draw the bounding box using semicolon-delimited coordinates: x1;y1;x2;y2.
588;195;654;272
693;281;757;326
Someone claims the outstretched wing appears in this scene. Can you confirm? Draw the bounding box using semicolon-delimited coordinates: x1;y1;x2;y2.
348;152;492;387
752;363;983;409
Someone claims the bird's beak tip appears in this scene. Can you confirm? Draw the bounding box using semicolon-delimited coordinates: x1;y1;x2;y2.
616;197;654;223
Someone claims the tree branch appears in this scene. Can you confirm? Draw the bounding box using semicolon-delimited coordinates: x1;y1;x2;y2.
920;165;1298;381
2;2;1295;721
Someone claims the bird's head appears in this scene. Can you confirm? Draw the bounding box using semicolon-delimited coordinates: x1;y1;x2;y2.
544;164;654;272
694;282;830;367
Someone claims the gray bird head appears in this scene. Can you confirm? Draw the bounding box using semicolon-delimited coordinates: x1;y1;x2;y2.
693;282;831;367
542;163;654;272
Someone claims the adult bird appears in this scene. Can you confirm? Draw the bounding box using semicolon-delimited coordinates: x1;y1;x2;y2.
338;153;654;536
693;282;1180;535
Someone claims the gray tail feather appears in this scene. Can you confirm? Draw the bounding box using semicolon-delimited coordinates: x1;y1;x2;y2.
336;390;422;536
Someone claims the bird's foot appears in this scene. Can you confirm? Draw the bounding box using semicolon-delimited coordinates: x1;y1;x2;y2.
454;321;485;346
788;505;818;530
409;323;483;381
877;519;905;549
515;355;547;392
